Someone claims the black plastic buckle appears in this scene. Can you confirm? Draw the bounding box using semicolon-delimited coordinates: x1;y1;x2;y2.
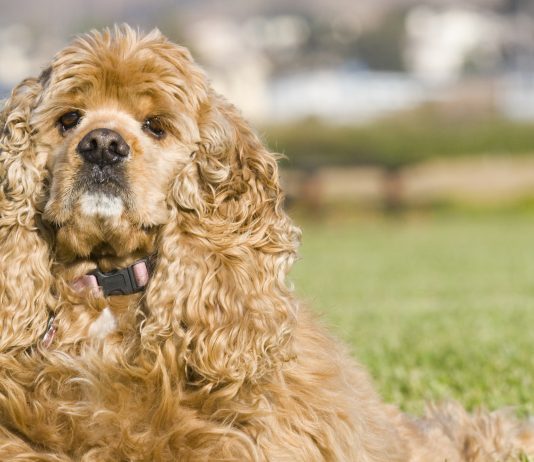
89;265;144;297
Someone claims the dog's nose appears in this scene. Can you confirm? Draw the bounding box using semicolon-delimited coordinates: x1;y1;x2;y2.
77;128;130;166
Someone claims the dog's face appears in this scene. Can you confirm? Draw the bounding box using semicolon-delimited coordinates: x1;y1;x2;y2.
32;31;206;263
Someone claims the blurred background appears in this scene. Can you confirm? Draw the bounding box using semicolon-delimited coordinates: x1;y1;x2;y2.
1;0;533;416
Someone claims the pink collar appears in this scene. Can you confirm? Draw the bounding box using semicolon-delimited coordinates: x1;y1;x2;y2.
72;258;152;297
40;258;152;348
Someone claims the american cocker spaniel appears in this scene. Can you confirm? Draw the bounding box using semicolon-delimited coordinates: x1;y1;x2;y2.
0;25;532;461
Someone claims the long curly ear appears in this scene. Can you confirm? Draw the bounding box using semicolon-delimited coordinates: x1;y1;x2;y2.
0;77;54;350
143;89;301;395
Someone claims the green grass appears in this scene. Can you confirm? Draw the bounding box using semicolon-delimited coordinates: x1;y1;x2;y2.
290;212;534;416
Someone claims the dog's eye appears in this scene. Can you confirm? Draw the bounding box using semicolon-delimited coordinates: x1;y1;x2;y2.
142;117;166;139
58;111;81;132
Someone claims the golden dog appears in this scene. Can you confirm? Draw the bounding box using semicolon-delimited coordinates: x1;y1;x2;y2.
0;25;532;461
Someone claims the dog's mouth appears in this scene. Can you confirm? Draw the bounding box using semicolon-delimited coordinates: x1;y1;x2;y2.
78;162;128;195
72;163;130;218
48;185;157;264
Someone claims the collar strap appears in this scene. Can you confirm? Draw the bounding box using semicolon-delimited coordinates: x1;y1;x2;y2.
72;258;152;297
41;314;57;348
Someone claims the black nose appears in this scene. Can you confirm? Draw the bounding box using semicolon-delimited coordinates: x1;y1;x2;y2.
77;128;130;166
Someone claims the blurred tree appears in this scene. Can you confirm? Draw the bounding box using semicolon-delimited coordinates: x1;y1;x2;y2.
498;0;534;15
266;105;534;171
353;9;407;72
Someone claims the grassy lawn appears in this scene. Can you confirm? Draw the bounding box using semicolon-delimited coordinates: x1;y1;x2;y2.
291;211;534;416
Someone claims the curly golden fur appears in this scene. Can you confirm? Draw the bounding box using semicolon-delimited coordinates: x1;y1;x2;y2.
0;25;532;461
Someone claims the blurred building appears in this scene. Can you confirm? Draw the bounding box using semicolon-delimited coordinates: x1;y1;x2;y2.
2;0;534;124
404;6;503;84
268;69;427;123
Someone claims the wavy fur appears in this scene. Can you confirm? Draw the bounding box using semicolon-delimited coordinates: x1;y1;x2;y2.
0;25;532;461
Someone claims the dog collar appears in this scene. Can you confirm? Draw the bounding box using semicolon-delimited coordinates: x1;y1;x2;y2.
72;258;152;297
39;258;152;349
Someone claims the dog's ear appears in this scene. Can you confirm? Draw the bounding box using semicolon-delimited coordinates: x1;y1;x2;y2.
143;88;301;397
0;75;54;350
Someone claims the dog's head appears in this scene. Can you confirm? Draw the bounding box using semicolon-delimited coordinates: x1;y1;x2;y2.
1;26;300;383
29;27;209;263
